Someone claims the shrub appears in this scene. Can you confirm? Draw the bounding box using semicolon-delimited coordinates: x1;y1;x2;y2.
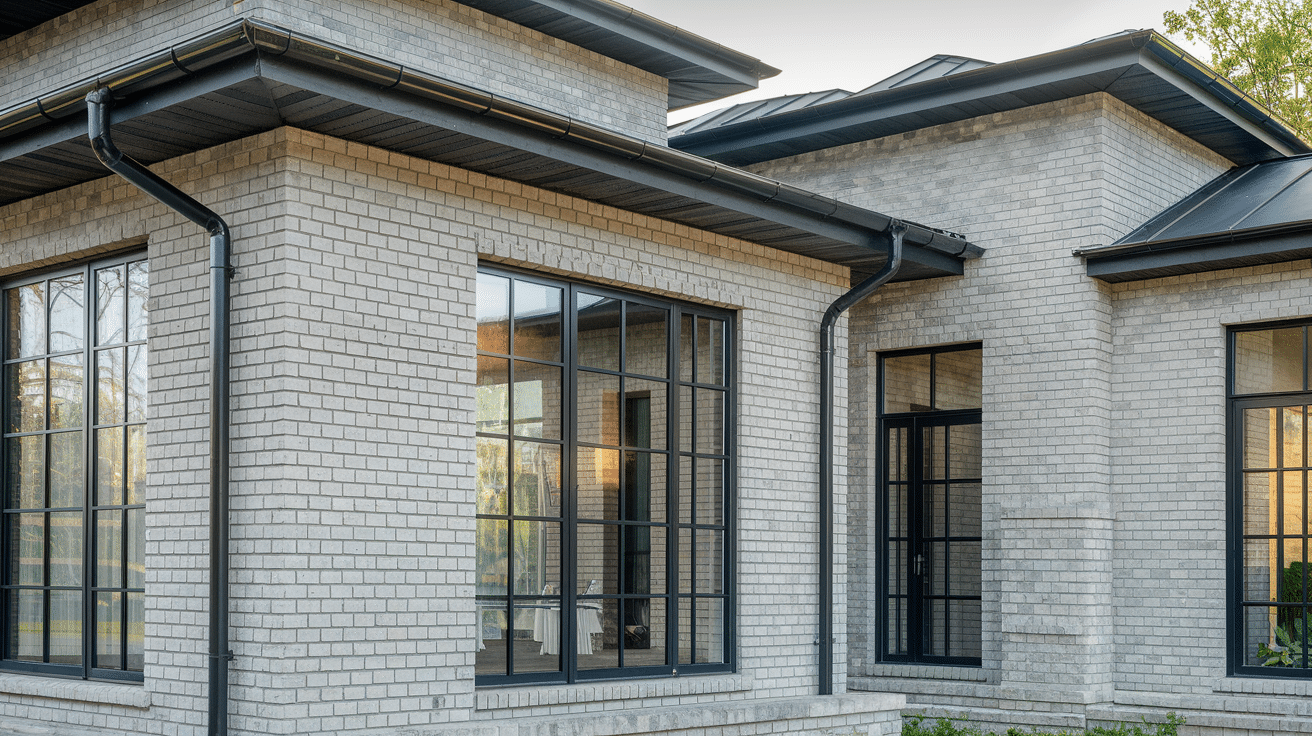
902;712;1185;736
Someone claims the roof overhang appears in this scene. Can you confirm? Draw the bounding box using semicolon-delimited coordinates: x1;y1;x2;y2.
448;0;781;110
0;20;979;283
669;30;1311;166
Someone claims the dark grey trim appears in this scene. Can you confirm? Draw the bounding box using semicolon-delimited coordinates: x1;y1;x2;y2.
1080;227;1312;282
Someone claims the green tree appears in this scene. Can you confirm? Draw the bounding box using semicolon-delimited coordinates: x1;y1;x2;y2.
1165;0;1312;141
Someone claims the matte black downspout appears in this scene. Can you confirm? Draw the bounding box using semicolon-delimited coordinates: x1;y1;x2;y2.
86;88;234;736
818;223;904;695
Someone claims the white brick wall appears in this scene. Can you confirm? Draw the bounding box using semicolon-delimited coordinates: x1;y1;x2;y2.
0;0;669;144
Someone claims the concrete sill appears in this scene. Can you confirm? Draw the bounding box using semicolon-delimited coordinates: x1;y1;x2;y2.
0;673;148;709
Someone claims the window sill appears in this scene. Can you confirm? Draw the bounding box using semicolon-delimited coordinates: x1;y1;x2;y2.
475;672;750;712
857;663;989;682
1214;675;1312;697
0;673;149;709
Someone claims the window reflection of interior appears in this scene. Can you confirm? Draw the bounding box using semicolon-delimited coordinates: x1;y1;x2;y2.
474;268;730;683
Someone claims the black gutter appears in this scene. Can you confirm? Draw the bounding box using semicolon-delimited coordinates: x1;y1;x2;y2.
86;88;233;736
817;223;905;695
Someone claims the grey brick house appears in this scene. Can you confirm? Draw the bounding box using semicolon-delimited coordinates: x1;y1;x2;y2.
671;28;1312;736
0;2;1309;736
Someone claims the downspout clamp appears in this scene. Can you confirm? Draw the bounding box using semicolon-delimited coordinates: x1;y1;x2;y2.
818;222;905;695
86;88;234;736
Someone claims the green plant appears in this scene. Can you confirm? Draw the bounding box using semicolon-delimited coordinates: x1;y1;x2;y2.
902;713;1185;736
1258;618;1307;666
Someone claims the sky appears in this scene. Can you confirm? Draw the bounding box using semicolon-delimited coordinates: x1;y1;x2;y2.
621;0;1211;124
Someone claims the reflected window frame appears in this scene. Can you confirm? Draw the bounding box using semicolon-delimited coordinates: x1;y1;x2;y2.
0;251;148;683
876;343;983;667
1229;320;1312;678
475;264;735;686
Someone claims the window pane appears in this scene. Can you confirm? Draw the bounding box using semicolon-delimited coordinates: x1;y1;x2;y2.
693;597;725;663
695;388;724;456
127;507;144;589
626;597;666;665
624;378;667;451
96;591;123;669
127;592;144;672
126;345;146;424
476;438;508;516
97;509;123;588
512;599;560;674
949;599;982;659
513;361;560;440
923;425;946;481
577;371;620;447
126;425;145;506
511;520;560;596
52;592;84;663
679;314;694;383
513;442;559;517
49;431;83;509
1244;472;1276;537
48;355;83;430
887;426;908;482
476;519;508;596
127;261;149;344
576;522;616;595
694;457;722;526
474;603;508;675
49;511;82;587
1243;538;1279;603
7;436;44;509
678;598;692;664
7;360;45;434
694;529;723;594
96;265;126;347
884;353;930;413
935;349;982;410
1236;328;1304;395
623;451;664;523
626;304;668;378
678;457;692;525
7;283;45;359
9;513;43;586
96;347;125;425
476;356;509;436
8;589;42;661
1244;408;1277;470
953;483;982;538
635;525;666;595
577;447;620;520
949;423;982;479
577;598;618;670
97;427;124;506
1282;471;1306;536
49;275;85;354
1244;604;1281;667
577;294;620;371
696;317;724;385
512;280;561;362
476;272;509;354
1284;406;1306;469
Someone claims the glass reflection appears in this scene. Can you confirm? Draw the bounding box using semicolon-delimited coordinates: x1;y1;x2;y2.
97;266;126;347
476;273;510;355
513;280;561;362
576;294;620;371
7;284;45;359
49;275;85;353
626;304;668;378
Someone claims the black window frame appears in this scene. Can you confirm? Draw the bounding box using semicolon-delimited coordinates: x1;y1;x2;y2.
474;264;735;686
1228;319;1312;678
876;343;982;667
0;251;148;682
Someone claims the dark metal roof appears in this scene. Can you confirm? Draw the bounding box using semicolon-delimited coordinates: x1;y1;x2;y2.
669;90;853;138
0;20;979;283
0;0;97;41
1077;154;1312;282
853;54;992;95
450;0;780;110
668;30;1311;167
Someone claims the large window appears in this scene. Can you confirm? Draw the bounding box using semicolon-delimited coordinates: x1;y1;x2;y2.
877;344;981;666
474;266;732;684
2;254;147;680
1231;321;1312;676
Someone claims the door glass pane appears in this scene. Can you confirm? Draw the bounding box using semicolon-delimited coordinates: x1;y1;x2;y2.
126;345;147;424
8;436;44;509
577;447;620;520
622;451;664;523
127;507;145;589
96;591;122;669
97;426;124;506
576;522;616;595
96;347;125;425
1282;406;1305;468
476;356;509;436
97;509;123;588
48;590;81;665
1244;472;1276;536
884;353;930;413
511;520;559;596
696;317;724;385
513;361;560;440
949;423;982;479
679;314;694;383
950;599;982;658
96;266;126;347
48;432;82;509
9;513;43;586
476;438;508;516
577;598;618;670
127;261;149;344
935;349;981;410
624;378;667;451
694;457;722;526
127;592;144;672
576;371;619;447
694;529;723;594
8;360;45;434
48;355;83;430
695;388;724;455
513;442;559;517
49;511;82;587
126;426;145;506
476;519;508;596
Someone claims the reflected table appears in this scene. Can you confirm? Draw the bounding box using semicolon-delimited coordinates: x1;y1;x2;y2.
533;603;604;656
